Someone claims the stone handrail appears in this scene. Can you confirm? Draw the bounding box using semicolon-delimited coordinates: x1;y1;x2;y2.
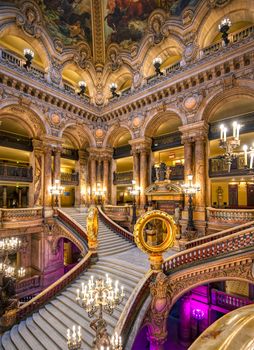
163;225;254;273
211;289;252;311
98;206;134;242
57;208;88;243
103;205;131;222
15;252;93;322
186;220;254;249
114;271;154;344
207;207;254;223
0;207;43;222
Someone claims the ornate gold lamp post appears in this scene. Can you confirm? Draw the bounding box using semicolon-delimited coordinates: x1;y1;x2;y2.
49;179;64;207
181;175;200;236
93;183;106;205
76;274;124;349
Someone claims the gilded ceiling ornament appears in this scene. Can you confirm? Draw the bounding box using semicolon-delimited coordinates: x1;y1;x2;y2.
182;8;194;26
107;47;122;72
74;45;91;70
148;11;166;45
208;0;231;8
49;60;62;85
53;39;63;54
51;113;61;126
16;1;41;38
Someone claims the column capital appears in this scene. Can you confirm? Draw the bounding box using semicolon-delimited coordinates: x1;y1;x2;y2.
32;139;43;151
179;121;209;144
129;137;152;154
78;149;89;161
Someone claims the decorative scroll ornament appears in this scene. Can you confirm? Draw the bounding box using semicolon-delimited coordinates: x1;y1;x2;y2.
49;60;62;85
108;46;122;72
134;210;176;270
208;0;231;8
16;1;41;38
86;206;99;252
74;44;91;70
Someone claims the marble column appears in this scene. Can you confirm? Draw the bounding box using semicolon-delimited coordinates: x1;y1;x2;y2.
183;140;193;208
90;157;97;203
43;145;53;209
194;138;206;210
53;147;62;183
132;151;140;205
3;186;7;208
29;139;43;207
18;188;22;208
75;150;88;207
140;150;149;208
103;158;109;204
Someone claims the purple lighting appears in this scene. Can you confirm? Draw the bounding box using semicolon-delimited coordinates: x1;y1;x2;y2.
192;308;205;320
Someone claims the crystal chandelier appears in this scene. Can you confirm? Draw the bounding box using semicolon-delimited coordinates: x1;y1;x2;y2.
67;325;82;350
49;179;64;207
75;274;124;349
0;237;21;256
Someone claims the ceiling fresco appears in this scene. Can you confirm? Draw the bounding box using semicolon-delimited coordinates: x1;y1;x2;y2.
39;0;92;47
104;0;198;48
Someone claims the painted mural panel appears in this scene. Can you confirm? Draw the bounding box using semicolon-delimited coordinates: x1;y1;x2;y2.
104;0;198;48
40;0;92;46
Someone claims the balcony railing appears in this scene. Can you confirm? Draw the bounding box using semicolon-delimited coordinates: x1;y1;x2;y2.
0;164;33;182
60;172;79;185
211;289;252;311
0;207;43;227
113;171;133;185
207;207;254;223
103;205;131;222
201;24;254;57
113;145;131;159
61;148;79;160
209;156;250;178
151;163;184;182
152;131;182;151
0;131;32;151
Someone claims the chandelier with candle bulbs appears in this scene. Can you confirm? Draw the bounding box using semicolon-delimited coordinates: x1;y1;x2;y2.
0;237;26;279
74;274;124;349
219;121;254;172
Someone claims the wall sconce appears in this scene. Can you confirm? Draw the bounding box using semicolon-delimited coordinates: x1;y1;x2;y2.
78;81;86;96
109;83;120;98
218;18;231;46
23;48;34;70
153;57;163;76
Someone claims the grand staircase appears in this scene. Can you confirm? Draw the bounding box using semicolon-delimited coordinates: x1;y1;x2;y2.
0;208;146;350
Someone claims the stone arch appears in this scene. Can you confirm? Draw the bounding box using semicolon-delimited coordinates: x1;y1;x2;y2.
0;22;51;70
197;84;254;123
59;122;96;148
142;110;185;138
103;124;134;148
0;101;49;138
197;0;254;49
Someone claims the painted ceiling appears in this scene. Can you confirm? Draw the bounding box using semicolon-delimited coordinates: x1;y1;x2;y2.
36;0;198;50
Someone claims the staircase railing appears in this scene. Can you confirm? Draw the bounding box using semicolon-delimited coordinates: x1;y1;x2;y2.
207;207;254;223
163;226;254;273
57;208;88;243
116;224;254;346
98;206;134;242
185;220;254;249
211;289;252;311
15;252;93;322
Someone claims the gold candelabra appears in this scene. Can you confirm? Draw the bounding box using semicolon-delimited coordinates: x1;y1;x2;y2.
75;274;124;349
67;325;82;350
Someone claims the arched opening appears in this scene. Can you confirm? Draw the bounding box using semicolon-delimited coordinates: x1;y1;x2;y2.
143;112;184;213
62;63;92;97
0;116;33;208
107;66;133;100
205;93;254;216
133;279;254;350
142;38;182;78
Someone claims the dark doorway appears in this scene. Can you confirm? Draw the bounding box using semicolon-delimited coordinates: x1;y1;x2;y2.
247;184;254;207
228;184;238;208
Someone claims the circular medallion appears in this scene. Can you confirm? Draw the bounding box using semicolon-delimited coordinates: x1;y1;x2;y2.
51;113;61;125
184;96;197;111
133;117;140;128
95;128;104;139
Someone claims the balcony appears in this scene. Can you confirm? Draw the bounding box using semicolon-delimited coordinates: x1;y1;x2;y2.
151;163;184;182
152;131;181;151
61;172;79;185
113;171;133;185
209;156;250;178
0;207;43;228
0;131;32;151
211;289;252;311
113;145;131;159
0;164;33;182
61;148;79;160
